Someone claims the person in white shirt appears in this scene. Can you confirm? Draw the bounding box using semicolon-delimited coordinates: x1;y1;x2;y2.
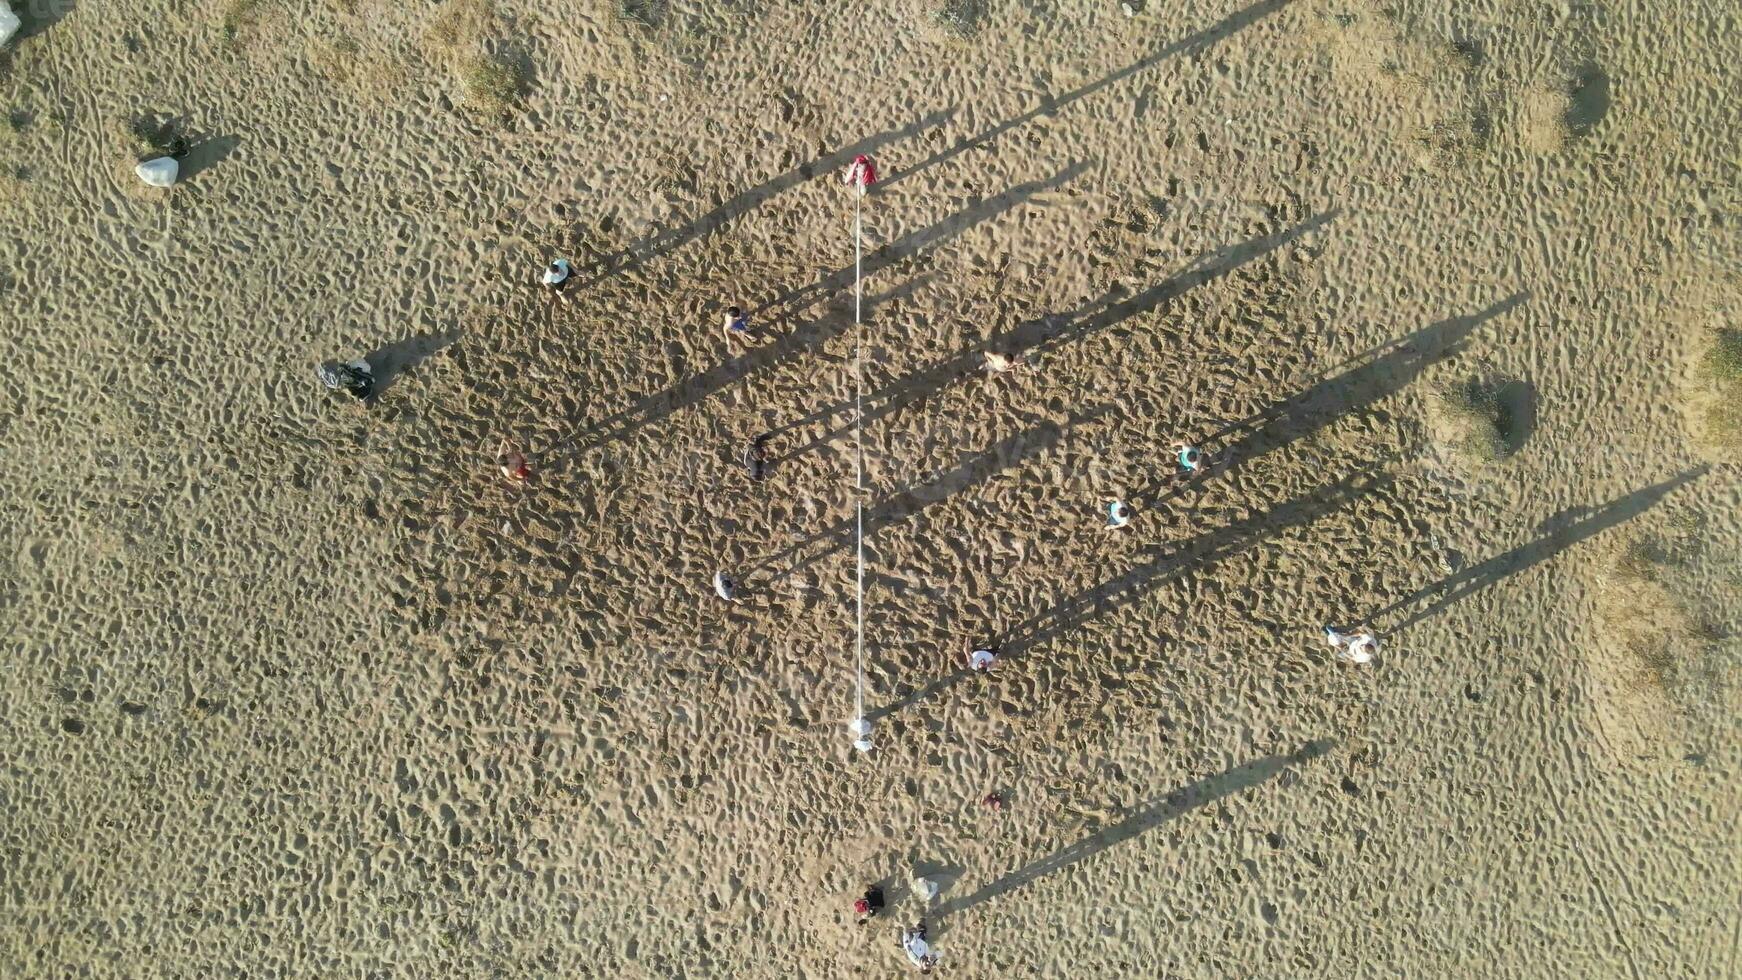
984;350;1025;378
542;258;572;305
965;642;998;672
901;923;939;972
1105;499;1132;530
1324;626;1378;664
713;571;742;603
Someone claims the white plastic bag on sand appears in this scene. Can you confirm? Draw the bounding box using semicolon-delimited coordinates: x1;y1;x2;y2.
911;877;938;902
135;156;179;188
0;6;21;48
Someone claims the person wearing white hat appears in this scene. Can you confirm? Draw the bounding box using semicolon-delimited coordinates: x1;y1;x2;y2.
542;259;573;305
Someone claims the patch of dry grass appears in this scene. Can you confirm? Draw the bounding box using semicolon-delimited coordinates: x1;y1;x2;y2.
429;0;495;50
1433;377;1512;461
460;53;525;120
221;0;273;47
1699;329;1742;449
934;0;988;37
1613;536;1666;581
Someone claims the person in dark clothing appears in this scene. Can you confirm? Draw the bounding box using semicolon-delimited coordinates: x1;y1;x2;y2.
317;359;374;403
742;434;770;481
853;885;885;925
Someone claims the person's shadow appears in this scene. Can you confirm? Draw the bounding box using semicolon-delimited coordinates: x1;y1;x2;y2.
1004;468;1390;657
365;328;462;397
930;741;1335;931
14;0;77;44
1136;292;1529;508
548;273;933;465
766;211;1335;464
881;0;1294;187
864;668;973;725
754;404;1108;581
582;107;956;285
1368;466;1708;630
179;134;240;182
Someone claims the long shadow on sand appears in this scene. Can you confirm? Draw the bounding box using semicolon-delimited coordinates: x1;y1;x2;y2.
1135;292;1531;507
366;328;462;397
579;108;956;286
755;161;1089;323
867;469;1386;726
1368;467;1708;631
178;134;241;183
930;740;1334;930
765;211;1335;462
558;165;1085;457
547;275;929;469
1006;469;1391;657
13;0;77;44
754;405;1110;581
865;667;974;725
882;0;1294;188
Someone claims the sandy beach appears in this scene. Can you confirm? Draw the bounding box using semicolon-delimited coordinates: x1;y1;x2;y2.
1;0;1738;975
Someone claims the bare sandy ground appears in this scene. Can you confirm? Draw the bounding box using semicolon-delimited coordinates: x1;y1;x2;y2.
1;0;1737;976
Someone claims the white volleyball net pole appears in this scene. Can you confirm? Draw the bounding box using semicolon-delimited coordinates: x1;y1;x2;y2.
848;174;873;754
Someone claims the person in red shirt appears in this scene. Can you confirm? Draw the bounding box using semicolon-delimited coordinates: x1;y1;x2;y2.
853;885;885;925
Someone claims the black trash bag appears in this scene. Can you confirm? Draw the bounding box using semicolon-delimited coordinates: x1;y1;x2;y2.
317;360;374;400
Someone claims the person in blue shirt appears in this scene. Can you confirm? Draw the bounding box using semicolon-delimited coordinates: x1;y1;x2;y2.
722;305;749;341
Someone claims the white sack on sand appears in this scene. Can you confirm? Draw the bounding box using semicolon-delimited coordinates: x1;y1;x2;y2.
0;6;21;48
135;157;179;188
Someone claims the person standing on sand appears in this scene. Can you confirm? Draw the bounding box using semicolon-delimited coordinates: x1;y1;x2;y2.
984;350;1026;378
741;434;770;481
498;450;531;483
901;923;939;973
722;305;750;341
1324;626;1378;664
542;259;573;305
713;570;742;603
1173;440;1207;475
316;359;375;405
854;885;885;925
965;642;998;672
843;154;878;191
1105;499;1133;530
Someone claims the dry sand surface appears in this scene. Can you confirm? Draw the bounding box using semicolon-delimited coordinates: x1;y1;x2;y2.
1;0;1739;976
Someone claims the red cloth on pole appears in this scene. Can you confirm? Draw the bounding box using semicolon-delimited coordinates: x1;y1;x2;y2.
844;154;878;189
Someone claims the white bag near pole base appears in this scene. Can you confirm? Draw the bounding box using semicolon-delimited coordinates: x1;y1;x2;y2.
0;6;22;48
135;156;179;188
